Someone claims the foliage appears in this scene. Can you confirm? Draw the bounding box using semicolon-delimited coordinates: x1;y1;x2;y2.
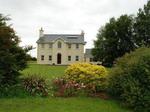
23;75;49;97
0;84;30;98
65;63;108;92
109;47;150;112
0;14;28;87
134;0;150;47
51;77;87;97
92;0;150;67
92;15;135;67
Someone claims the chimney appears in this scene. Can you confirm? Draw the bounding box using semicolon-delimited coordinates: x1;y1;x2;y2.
39;27;44;37
81;30;85;37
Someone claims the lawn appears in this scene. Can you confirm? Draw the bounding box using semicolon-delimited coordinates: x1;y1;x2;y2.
0;97;130;112
21;63;67;79
0;63;131;112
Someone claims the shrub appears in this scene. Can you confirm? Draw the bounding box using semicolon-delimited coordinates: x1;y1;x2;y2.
51;77;87;97
0;84;30;98
109;47;150;112
23;75;49;97
65;63;108;92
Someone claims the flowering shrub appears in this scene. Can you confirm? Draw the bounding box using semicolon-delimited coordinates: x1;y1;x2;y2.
23;75;49;97
51;77;87;97
65;63;108;92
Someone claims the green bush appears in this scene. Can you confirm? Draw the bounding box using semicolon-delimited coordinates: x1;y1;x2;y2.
0;84;30;98
109;47;150;112
65;63;108;92
23;75;49;97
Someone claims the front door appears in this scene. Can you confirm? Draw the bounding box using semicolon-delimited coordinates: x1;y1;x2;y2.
57;53;61;64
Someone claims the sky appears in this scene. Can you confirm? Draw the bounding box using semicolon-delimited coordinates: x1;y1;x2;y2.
0;0;148;57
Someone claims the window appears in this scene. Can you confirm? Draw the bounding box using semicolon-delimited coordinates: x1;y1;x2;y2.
68;44;71;49
75;56;79;61
76;44;79;49
41;44;45;48
90;58;93;62
49;44;52;48
49;55;52;61
41;55;44;61
68;56;71;61
58;41;62;48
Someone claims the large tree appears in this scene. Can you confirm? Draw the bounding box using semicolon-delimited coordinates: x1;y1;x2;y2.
92;15;135;66
0;14;27;86
134;0;150;47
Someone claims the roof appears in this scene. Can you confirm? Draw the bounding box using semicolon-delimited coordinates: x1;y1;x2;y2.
85;49;93;58
36;34;86;44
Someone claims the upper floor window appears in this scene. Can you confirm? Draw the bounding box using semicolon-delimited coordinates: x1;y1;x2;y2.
75;56;79;61
41;44;45;48
76;44;79;49
68;56;71;61
49;43;52;48
58;41;62;48
41;55;44;61
68;44;71;49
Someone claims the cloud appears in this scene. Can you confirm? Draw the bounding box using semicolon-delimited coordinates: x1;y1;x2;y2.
0;0;148;57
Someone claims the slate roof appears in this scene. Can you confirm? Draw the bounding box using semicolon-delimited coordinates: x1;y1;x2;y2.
85;49;93;58
36;34;86;44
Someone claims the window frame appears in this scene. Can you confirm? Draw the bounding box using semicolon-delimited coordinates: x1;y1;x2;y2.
76;44;79;49
75;56;79;61
58;41;62;48
41;44;45;48
49;55;52;61
41;55;44;61
68;56;71;61
68;44;71;49
49;43;52;48
90;58;93;62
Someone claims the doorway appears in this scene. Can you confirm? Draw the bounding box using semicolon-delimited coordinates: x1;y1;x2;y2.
57;53;61;64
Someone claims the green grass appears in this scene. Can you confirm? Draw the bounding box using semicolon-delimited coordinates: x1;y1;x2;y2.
21;63;67;79
0;97;130;112
0;63;131;112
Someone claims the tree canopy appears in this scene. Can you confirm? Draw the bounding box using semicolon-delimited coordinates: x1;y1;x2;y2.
92;1;150;66
0;14;27;86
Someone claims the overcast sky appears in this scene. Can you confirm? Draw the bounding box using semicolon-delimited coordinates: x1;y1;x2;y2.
0;0;148;57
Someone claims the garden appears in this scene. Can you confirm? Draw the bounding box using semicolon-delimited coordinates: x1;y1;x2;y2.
0;63;131;112
0;47;150;112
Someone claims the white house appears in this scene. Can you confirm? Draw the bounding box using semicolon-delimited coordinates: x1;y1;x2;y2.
36;28;86;65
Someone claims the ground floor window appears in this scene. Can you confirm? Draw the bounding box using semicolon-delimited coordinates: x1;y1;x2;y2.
76;56;79;61
68;56;71;61
49;55;52;61
90;58;93;62
41;55;44;61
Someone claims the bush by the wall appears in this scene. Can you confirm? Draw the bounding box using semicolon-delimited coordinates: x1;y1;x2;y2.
23;75;49;97
65;63;108;92
109;47;150;112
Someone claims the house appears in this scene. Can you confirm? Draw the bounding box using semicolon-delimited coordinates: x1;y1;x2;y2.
36;28;86;65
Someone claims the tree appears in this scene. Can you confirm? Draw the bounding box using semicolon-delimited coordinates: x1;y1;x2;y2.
0;14;27;86
134;0;150;47
92;15;135;66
